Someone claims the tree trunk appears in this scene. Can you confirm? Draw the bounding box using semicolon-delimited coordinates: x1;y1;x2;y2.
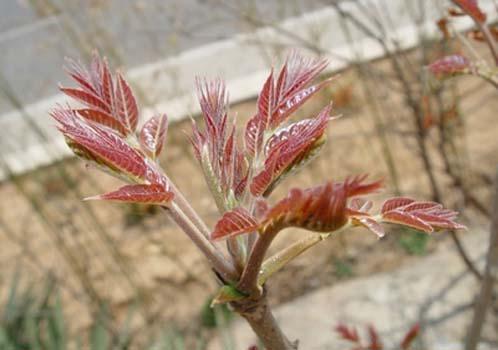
465;166;498;350
231;292;298;350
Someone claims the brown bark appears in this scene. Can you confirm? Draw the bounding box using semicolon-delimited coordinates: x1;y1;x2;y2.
232;292;298;350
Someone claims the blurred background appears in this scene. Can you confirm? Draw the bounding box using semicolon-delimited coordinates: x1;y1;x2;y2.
0;0;497;349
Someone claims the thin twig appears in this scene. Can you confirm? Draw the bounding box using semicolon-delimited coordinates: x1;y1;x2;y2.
465;166;498;350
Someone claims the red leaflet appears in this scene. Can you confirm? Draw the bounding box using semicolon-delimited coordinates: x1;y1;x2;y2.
76;109;127;135
348;197;385;238
192;78;247;201
349;198;373;213
260;176;383;234
64;56;100;96
211;207;259;241
337;323;419;350
244;71;274;158
400;324;420;350
115;72;139;132
85;184;174;204
244;115;261;159
367;325;383;350
250;105;332;197
61;53;139;136
140;113;168;159
428;54;471;79
51;108;147;180
452;0;486;23
211;177;380;240
382;211;433;233
381;197;466;233
272;77;334;128
60;87;110;113
244;51;332;158
381;197;415;213
271;52;329;127
354;217;385;238
335;324;360;342
101;58;114;108
258;70;275;128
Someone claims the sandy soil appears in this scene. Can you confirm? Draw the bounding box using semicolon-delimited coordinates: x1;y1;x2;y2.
0;50;496;346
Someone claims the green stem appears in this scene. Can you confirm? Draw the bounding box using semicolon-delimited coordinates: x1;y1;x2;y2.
258;222;353;286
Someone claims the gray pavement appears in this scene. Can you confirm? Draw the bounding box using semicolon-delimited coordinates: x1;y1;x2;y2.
0;0;327;115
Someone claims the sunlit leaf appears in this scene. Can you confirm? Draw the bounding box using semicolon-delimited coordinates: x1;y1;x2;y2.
381;197;415;214
335;324;360;342
62;53;139;136
400;324;420;350
383;211;433;233
85;184;174;204
211;207;258;241
64;57;99;95
139;113;168;159
271;77;335;128
353;217;385;238
260;175;383;234
428;54;471;79
76;109;127;136
250;105;332;197
115;72;139;132
192;78;247;204
452;0;486;23
381;197;465;233
368;325;383;350
51;108;147;180
60;87;110;113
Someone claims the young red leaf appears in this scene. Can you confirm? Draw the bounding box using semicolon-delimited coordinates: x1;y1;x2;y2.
367;325;383;350
244;114;263;159
381;197;466;233
350;198;373;213
115;72;139;132
64;57;99;95
101;58;114;108
258;70;275;129
271;77;335;128
353;217;386;238
335;323;360;342
51;107;147;181
271;52;329;126
382;211;434;233
140;113;168;159
381;197;415;214
60;87;110;113
211;207;259;241
62;53;140;137
85;184;174;204
76;108;127;135
279;51;328;99
244;71;274;158
250;105;332;197
400;324;420;349
192;78;248;203
244;51;332;158
260;176;383;234
452;0;486;23
428;54;471;79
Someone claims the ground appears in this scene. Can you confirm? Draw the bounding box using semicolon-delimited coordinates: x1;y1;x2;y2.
0;52;497;347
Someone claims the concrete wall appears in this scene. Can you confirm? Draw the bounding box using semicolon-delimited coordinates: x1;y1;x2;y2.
0;0;495;179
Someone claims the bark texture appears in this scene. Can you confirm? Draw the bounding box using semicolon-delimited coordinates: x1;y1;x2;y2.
465;167;498;350
232;292;298;350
